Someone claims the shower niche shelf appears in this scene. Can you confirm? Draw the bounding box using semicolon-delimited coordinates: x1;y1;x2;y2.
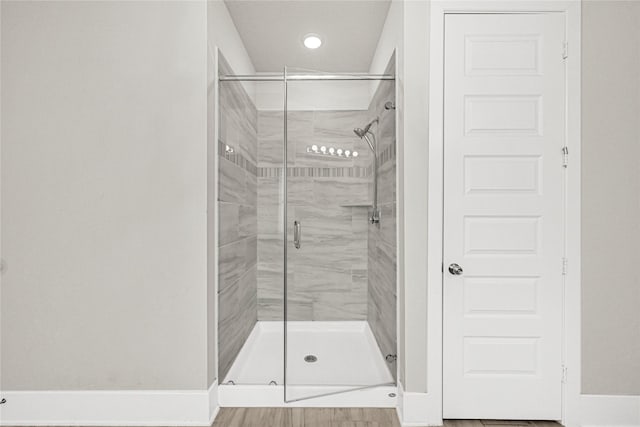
340;203;373;208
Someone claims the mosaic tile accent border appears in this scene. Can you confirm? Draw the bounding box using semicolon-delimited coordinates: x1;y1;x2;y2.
258;166;370;179
378;143;396;168
218;139;258;176
256;143;395;179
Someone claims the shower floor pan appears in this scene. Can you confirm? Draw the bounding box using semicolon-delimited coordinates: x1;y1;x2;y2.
218;321;396;407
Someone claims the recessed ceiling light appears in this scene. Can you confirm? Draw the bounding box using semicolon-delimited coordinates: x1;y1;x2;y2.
303;34;322;49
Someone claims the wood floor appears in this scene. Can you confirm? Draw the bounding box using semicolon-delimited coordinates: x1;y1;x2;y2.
212;408;399;427
212;408;562;427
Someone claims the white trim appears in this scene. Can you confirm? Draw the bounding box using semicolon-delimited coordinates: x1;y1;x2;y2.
562;3;582;427
580;395;640;427
427;3;447;424
212;46;221;388
396;382;441;427
0;384;218;426
208;382;220;425
218;384;396;408
428;1;581;424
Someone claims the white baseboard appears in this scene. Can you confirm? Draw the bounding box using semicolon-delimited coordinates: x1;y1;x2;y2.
581;394;640;427
396;382;442;427
0;383;219;426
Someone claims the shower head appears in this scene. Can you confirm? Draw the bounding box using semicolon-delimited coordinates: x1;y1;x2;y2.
353;117;379;147
353;128;367;138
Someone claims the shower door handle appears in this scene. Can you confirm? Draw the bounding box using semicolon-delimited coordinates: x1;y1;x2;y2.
293;220;301;249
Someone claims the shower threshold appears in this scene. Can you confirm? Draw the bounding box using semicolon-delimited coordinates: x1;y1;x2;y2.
218;321;396;407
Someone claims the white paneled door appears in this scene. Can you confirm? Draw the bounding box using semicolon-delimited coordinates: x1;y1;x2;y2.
443;13;566;419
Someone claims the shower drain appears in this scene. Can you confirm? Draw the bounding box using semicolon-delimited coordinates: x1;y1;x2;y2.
304;354;318;363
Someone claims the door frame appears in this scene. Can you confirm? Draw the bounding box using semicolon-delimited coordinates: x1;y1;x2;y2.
427;2;581;425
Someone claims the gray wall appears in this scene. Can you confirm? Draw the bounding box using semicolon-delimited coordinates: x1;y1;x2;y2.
217;56;258;381
257;109;372;321
1;1;208;390
581;0;640;395
367;59;397;381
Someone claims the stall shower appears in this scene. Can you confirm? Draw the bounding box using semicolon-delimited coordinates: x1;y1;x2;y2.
216;52;397;405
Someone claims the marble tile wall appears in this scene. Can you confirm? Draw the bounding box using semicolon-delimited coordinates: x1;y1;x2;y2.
367;57;397;381
257;110;374;321
217;55;258;382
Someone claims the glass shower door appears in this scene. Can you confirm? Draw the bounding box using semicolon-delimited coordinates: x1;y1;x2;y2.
218;72;287;389
283;75;396;403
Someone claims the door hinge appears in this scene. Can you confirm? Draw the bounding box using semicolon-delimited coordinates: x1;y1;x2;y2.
562;257;568;275
561;365;568;383
562;146;569;168
562;41;569;60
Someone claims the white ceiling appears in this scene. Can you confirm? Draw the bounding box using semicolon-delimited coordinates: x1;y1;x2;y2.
224;0;392;73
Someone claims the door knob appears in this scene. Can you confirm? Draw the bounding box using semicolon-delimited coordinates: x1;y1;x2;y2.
448;263;463;275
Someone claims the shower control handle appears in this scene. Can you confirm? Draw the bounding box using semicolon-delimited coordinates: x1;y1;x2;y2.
293;221;301;249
